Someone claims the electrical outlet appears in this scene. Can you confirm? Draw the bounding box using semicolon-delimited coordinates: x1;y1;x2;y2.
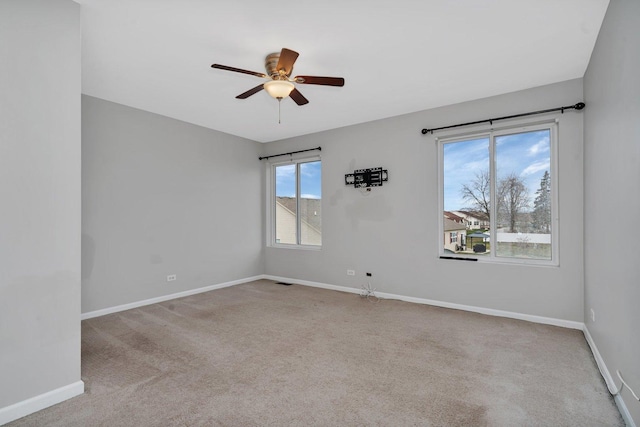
167;274;177;282
347;269;355;276
591;308;595;322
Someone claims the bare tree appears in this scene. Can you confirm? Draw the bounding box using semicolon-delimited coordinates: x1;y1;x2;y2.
460;170;491;220
497;173;530;233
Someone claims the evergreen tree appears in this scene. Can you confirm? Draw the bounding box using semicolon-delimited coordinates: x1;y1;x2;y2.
532;171;551;233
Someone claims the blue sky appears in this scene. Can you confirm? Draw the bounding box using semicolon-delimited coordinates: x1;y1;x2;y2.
443;130;550;211
275;161;322;199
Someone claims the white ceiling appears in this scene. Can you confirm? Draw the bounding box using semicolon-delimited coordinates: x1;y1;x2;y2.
79;0;609;143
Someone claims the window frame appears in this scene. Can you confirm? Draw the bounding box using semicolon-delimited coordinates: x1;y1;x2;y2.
437;120;559;266
266;155;322;250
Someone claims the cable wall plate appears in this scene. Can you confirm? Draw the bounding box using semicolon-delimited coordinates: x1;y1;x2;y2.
345;167;388;188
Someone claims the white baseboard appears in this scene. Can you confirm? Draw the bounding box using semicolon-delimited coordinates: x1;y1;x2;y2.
0;380;84;426
83;273;585;329
264;275;584;330
81;275;264;320
583;326;636;427
265;275;363;296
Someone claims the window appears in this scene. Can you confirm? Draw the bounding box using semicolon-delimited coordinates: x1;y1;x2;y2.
270;158;321;247
439;123;557;264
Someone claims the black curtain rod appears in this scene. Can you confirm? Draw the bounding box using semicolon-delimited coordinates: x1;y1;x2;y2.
259;146;321;161
421;102;585;135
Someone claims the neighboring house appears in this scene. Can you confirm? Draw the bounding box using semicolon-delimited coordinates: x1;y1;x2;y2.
454;210;490;230
444;211;466;225
276;197;322;245
444;218;467;252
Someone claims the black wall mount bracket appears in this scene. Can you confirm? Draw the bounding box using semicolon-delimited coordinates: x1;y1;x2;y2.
345;167;388;188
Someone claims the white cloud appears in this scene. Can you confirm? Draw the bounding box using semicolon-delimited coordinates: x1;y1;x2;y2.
460;159;489;173
300;167;320;178
520;160;549;177
275;164;296;185
300;193;321;199
275;164;295;176
528;137;550;156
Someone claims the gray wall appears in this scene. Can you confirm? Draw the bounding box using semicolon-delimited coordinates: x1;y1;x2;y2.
0;0;81;408
263;79;585;322
82;96;263;313
584;0;640;423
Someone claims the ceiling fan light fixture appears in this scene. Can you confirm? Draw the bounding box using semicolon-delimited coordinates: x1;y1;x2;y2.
264;80;295;99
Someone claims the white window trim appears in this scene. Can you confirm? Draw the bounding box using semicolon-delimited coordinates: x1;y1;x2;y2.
437;120;559;266
266;155;322;250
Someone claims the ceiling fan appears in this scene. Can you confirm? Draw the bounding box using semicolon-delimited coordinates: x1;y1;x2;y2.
211;48;345;106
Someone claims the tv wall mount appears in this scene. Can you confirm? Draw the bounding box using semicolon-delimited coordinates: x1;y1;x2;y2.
345;167;388;189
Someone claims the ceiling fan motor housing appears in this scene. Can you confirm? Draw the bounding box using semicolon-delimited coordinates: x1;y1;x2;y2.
265;52;288;79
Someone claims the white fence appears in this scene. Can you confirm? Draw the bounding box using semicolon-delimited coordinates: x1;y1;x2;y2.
496;232;551;244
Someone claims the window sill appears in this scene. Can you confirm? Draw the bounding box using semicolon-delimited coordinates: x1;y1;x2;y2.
269;244;322;251
439;254;559;268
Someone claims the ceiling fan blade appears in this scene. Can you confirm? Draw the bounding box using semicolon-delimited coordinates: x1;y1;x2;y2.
236;84;264;99
294;75;345;86
211;64;267;78
289;88;309;106
276;48;299;76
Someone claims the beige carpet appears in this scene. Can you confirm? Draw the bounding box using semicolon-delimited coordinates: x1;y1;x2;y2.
10;280;622;426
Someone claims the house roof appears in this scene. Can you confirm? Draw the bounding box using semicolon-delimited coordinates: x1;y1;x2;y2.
444;218;466;232
444;211;465;223
277;197;321;232
455;210;490;222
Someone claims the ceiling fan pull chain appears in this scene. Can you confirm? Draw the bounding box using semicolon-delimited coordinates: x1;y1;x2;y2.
278;98;282;124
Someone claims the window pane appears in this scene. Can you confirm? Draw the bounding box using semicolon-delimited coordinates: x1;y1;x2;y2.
275;164;297;244
443;138;490;255
495;129;551;260
299;161;321;246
